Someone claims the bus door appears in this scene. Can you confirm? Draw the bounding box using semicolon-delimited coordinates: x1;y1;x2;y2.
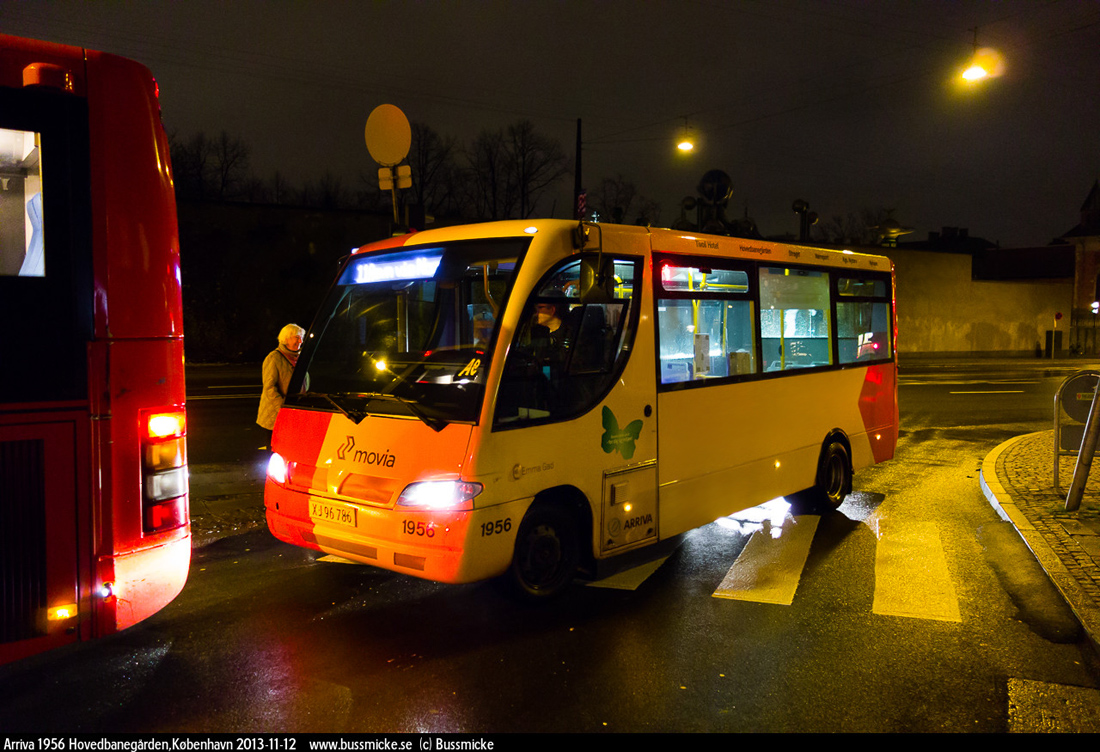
492;250;658;557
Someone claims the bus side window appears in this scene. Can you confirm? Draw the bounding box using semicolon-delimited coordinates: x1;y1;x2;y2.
836;275;892;363
494;257;637;427
655;260;756;385
759;266;832;372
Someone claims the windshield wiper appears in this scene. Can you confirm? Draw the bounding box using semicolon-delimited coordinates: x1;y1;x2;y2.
308;391;448;432
360;392;450;433
298;392;372;424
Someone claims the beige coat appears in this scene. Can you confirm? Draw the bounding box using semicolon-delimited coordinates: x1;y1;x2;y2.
256;346;297;430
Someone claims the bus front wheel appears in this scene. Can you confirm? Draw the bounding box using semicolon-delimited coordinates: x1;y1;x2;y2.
508;504;579;599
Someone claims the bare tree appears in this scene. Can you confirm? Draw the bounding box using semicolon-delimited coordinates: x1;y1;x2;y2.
504;120;567;219
464;128;510;220
169;130;251;201
813;207;894;245
409;122;460;218
211;130;251;200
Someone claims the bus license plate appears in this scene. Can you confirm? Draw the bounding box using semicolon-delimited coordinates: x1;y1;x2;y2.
309;499;357;528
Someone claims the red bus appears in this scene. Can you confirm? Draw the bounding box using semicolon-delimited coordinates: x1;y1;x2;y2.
0;35;189;663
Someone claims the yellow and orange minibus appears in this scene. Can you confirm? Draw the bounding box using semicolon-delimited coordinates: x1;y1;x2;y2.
265;220;897;597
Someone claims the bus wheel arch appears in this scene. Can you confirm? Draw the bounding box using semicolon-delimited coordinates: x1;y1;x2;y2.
507;486;592;600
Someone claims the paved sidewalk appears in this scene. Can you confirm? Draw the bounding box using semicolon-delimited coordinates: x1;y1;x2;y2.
981;430;1100;654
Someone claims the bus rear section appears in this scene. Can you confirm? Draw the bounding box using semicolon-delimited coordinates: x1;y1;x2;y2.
265;220;897;598
0;35;188;664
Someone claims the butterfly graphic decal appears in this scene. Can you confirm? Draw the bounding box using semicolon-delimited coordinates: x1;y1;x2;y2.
601;406;644;460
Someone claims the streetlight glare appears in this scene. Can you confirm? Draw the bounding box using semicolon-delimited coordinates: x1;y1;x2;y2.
677;139;694;152
961;47;1005;83
962;64;989;82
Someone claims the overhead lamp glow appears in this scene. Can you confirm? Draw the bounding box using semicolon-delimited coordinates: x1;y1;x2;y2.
961;47;1005;83
675;120;696;153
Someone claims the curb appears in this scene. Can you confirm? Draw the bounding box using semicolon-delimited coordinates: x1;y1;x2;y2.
981;433;1100;656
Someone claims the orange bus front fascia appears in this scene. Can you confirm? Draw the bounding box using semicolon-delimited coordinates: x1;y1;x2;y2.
266;408;526;583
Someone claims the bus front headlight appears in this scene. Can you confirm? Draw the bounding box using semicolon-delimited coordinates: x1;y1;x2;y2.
267;452;288;485
397;480;483;511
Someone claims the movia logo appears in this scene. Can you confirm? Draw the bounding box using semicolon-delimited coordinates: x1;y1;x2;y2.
601;407;643;460
336;435;396;468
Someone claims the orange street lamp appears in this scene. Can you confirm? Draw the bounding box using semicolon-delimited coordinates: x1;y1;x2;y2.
960;28;1005;83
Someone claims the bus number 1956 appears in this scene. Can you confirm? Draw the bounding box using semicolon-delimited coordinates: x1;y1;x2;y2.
481;518;512;537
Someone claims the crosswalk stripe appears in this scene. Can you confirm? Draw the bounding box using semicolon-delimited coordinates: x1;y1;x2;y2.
712;515;819;604
587;557;669;590
872;517;961;622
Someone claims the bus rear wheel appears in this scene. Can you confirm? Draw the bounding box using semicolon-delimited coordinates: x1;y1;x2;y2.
508;505;579;599
790;440;852;514
816;441;852;511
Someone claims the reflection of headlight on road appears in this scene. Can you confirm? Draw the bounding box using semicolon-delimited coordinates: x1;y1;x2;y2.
716;497;791;538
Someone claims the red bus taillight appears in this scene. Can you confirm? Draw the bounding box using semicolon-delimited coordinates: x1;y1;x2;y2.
141;409;188;534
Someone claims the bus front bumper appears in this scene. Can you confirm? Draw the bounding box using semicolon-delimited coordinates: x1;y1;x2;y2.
264;479;528;585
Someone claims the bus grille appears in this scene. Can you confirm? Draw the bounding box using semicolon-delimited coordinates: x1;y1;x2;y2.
0;439;47;644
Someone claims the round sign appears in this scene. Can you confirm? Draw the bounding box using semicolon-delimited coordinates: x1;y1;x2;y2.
1061;372;1099;424
364;104;411;167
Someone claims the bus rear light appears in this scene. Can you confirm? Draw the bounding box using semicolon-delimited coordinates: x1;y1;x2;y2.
397;480;483;510
145;436;186;470
47;603;78;621
144;497;188;533
141;407;188;534
147;412;185;439
145;467;187;501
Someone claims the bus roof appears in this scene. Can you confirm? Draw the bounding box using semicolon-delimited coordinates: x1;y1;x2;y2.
351;220;893;274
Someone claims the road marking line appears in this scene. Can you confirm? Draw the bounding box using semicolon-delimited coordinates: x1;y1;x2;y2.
948;390;1025;394
587;557;669;590
873;518;961;622
712;516;818;604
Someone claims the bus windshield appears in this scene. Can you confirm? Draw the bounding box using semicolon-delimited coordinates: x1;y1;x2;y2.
289;238;528;428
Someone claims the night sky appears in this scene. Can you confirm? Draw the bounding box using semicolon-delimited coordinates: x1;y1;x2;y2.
3;0;1098;247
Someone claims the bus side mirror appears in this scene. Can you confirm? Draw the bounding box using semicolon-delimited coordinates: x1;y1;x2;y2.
580;257;613;304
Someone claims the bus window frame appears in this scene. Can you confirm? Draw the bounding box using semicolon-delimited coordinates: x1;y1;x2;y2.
654;252;895;393
287;236;532;425
654;252;760;391
833;270;895;364
491;252;644;432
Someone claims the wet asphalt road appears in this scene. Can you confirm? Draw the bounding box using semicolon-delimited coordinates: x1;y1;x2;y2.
2;361;1099;732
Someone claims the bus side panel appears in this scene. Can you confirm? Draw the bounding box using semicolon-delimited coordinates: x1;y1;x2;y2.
90;338;189;635
859;362;898;465
657;368;878;538
85;50;183;340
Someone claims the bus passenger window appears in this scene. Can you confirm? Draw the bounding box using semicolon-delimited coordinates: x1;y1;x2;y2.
837;276;892;363
494;257;638;428
0;128;44;277
759;266;831;372
656;260;755;385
